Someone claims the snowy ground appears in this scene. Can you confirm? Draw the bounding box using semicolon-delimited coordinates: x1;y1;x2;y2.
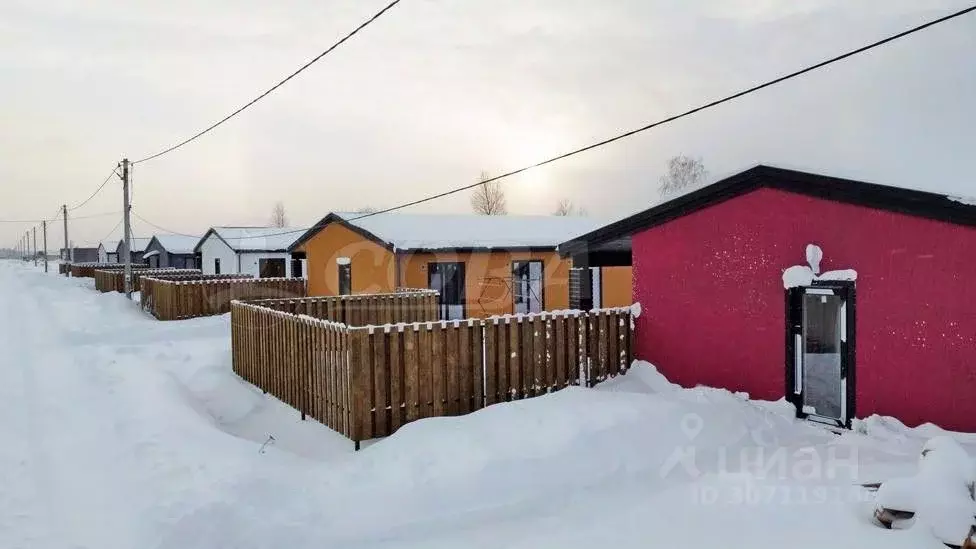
1;260;971;548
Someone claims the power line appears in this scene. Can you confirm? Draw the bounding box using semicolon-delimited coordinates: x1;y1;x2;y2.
131;210;200;237
67;164;121;212
127;4;976;242
132;0;403;165
65;211;122;221
99;217;124;242
348;4;976;222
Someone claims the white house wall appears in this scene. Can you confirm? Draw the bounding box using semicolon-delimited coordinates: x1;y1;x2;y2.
198;234;239;275
97;246;108;263
239;252;295;278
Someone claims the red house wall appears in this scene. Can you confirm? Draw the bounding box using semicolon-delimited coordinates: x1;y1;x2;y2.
632;187;976;431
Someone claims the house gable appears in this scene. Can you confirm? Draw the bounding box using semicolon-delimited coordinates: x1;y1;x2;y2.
561;165;976;258
302;221;395;296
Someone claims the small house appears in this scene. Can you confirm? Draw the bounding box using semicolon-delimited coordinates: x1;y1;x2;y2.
559;165;976;431
194;227;303;278
61;246;99;263
97;240;120;263
144;235;201;269
114;237;151;264
289;212;632;320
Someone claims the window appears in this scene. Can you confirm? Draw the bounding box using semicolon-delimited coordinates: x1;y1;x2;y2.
214;258;221;275
291;258;304;279
338;263;352;295
259;258;286;278
428;262;465;320
512;260;544;314
184;256;196;269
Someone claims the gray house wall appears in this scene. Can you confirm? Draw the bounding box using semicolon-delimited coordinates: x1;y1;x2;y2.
61;247;99;262
144;238;199;269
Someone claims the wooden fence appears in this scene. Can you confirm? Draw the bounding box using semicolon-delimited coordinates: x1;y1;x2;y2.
94;268;201;293
247;291;440;326
145;277;306;320
59;263;71;275
140;273;252;313
231;301;634;444
232;303;353;438
70;262;147;278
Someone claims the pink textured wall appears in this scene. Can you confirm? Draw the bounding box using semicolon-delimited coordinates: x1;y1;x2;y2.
632;187;976;431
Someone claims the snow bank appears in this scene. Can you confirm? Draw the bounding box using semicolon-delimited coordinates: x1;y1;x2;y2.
876;436;976;545
5;260;972;549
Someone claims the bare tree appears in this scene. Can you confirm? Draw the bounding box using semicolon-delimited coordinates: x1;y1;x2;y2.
658;155;708;199
470;171;507;215
270;201;288;227
553;199;586;216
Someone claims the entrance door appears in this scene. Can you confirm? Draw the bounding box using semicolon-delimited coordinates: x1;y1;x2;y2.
428;262;465;320
786;282;855;428
513;260;544;314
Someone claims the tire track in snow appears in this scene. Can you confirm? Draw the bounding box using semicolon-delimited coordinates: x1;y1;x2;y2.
1;264;146;548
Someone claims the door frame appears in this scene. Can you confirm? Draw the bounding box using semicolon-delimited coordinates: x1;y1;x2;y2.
784;280;856;429
512;259;545;314
427;261;466;319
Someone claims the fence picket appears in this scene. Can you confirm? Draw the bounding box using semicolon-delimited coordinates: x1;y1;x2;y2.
390;327;404;431
372;327;389;437
484;320;498;406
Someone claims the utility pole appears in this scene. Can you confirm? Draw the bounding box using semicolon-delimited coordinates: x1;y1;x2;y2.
62;204;69;263
121;158;133;299
32;227;37;266
42;221;48;273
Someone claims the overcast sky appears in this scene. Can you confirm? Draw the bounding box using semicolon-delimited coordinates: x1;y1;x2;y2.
2;0;975;248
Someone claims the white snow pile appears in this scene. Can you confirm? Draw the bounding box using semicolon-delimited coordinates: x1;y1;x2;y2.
3;260;974;549
782;264;857;289
874;436;976;546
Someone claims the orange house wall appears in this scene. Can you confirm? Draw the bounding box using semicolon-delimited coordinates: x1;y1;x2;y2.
298;222;575;316
600;266;633;308
400;250;572;317
295;223;395;296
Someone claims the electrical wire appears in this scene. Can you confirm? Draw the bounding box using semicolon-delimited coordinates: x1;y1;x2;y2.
123;5;976;242
99;217;124;242
145;3;975;242
67;164;121;211
348;3;976;222
132;0;403;165
131;210;201;238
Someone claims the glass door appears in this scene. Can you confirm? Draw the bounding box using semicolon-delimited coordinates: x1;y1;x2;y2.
786;283;855;428
513;260;544;314
428;262;465;320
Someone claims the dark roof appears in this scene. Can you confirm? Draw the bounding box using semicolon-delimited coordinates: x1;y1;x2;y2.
560;165;976;257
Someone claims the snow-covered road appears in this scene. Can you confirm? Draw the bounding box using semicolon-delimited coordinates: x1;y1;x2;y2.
0;261;968;548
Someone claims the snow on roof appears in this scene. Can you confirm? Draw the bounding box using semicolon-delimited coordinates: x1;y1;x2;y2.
212;227;302;251
116;238;151;253
152;234;200;254
100;240;120;251
334;212;603;250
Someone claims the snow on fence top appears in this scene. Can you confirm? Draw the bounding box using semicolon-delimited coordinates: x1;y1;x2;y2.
166;276;305;286
73;262;148;268
350;304;637;332
232;299;349;330
232;300;638;333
